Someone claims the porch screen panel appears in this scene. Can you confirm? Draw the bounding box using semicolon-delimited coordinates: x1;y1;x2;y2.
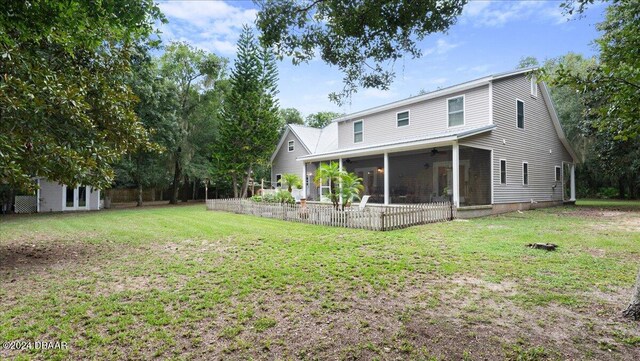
343;155;384;203
388;150;435;203
459;146;491;206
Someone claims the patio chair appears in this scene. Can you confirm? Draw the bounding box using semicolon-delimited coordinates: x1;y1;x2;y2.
358;195;370;210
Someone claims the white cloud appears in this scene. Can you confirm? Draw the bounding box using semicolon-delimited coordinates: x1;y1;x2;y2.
423;39;460;56
157;1;257;56
461;1;571;28
427;77;448;85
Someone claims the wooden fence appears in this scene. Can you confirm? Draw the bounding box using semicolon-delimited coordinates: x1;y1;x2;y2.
206;199;454;231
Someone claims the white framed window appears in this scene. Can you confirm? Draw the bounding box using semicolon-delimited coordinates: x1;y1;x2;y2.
396;110;409;127
530;75;538;97
288;140;295;152
447;95;465;127
555;166;561;182
353;120;363;143
62;185;89;210
516;99;525;129
500;159;507;184
522;162;529;186
275;174;282;188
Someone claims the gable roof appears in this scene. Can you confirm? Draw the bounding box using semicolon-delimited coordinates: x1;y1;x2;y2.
289;124;322;152
270;123;339;162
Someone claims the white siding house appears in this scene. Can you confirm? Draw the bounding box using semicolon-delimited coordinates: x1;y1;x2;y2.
271;69;577;217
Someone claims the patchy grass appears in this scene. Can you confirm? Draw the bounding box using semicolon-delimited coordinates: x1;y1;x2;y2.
1;202;639;360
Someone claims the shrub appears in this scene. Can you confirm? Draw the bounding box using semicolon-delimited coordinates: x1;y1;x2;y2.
252;191;294;204
275;190;295;204
597;187;619;199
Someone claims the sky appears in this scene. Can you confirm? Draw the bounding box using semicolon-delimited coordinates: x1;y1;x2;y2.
156;0;607;118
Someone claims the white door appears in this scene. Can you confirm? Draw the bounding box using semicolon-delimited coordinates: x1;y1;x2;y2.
63;185;90;210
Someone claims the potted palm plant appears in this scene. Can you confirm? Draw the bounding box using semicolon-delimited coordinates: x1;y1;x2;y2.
339;172;364;211
313;162;342;210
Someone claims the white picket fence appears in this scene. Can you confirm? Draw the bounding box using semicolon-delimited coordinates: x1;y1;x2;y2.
206;198;454;231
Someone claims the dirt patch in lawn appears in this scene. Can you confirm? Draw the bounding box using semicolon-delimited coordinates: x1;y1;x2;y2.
161;276;640;360
560;208;627;218
0;238;106;273
560;208;640;234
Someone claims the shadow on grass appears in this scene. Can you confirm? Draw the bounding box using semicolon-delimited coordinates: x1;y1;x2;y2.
576;199;640;212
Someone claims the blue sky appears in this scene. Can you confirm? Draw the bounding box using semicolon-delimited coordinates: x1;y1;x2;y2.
156;0;607;117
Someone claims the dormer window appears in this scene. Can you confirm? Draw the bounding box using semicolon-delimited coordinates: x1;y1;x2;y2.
288;140;294;152
396;111;409;127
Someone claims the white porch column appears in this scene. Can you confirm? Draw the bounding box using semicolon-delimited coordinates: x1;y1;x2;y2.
302;162;307;199
452;142;460;207
384;152;389;205
570;163;576;201
36;178;40;213
338;158;343;205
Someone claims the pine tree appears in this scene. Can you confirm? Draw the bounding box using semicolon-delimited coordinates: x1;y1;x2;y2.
217;26;280;198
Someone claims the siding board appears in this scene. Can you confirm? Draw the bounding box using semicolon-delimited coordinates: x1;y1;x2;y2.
460;75;572;204
271;131;309;187
337;85;490;148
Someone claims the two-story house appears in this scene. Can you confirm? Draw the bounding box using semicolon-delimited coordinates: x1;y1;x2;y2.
270;68;577;217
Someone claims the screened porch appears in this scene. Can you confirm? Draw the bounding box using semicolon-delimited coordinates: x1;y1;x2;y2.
301;144;492;207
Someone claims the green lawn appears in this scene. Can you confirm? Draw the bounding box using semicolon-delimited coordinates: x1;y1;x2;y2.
1;201;639;360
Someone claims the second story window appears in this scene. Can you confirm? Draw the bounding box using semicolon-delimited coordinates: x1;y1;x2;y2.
517;99;525;129
447;95;464;127
288;140;295;152
530;75;538;97
397;111;409;127
354;120;363;143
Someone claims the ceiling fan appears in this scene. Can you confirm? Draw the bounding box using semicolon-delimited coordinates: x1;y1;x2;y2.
431;148;448;156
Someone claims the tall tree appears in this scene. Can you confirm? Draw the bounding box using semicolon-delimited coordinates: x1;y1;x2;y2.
553;0;640;319
159;42;225;204
542;53;597;161
279;108;304;126
256;0;467;104
217;26;281;198
554;0;639;141
517;56;540;69
182;80;230;201
115;47;180;206
0;0;163;192
305;111;343;128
